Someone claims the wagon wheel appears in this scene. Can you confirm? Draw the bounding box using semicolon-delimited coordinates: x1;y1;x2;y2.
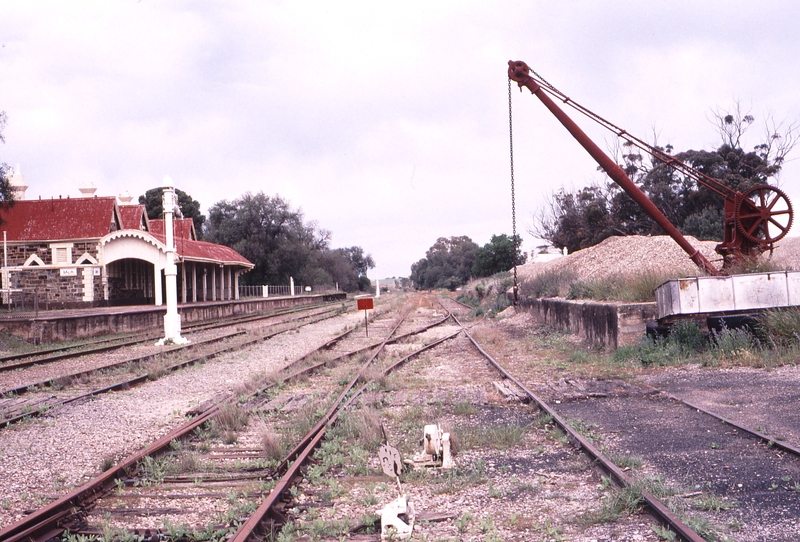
735;185;794;244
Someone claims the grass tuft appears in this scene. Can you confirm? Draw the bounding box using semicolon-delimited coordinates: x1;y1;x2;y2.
214;402;249;433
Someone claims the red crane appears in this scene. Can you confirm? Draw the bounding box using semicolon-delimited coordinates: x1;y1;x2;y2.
508;60;793;276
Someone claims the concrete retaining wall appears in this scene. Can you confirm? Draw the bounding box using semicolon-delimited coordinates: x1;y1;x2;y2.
520;297;657;349
0;293;347;344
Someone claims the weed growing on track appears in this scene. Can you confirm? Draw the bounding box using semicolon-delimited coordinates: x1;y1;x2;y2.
48;375;72;390
213;401;249;442
359;483;381;506
566;418;604;443
452;401;477;416
580;483;644;525
171;450;205;474
217;495;259;529
605;452;643;470
137;455;169;486
145;357;171;381
651;524;677;540
692;492;736;512
284;394;328;440
334;407;382;448
257;421;285;462
430;458;487;495
454;512;473;533
99;456;115;472
457;422;529;451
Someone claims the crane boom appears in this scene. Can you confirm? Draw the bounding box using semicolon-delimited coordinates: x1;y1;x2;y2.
508;60;721;276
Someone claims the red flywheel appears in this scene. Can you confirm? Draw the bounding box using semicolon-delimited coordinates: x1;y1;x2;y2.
735;184;794;245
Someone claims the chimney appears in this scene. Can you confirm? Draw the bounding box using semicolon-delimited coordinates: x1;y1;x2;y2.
78;180;97;198
118;191;133;205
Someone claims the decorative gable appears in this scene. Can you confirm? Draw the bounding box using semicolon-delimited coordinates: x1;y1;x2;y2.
75;252;99;265
23;254;45;267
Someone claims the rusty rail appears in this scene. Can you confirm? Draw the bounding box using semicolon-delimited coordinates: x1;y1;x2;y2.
442;301;704;542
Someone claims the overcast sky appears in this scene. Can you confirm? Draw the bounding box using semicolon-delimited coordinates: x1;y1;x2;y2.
2;1;799;279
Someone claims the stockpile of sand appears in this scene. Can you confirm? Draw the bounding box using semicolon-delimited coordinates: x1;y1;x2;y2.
519;235;800;283
518;235;721;282
772;237;800;270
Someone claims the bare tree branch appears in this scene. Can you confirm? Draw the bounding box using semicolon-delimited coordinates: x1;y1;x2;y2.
759;114;799;170
709;100;754;149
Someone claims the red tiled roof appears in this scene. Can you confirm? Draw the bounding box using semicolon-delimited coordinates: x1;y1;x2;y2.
149;218;196;240
180;239;253;267
0;197;121;241
149;232;253;267
118;204;148;231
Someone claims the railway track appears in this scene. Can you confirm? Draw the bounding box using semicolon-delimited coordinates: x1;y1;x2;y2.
0;302;338;373
0;294;450;541
2;293;797;540
443;297;800;541
0;303;347;428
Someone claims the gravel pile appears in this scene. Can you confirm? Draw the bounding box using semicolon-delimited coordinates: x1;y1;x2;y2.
520;234;800;282
771;236;800;270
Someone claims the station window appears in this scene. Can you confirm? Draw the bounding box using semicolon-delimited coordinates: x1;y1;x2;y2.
49;243;74;266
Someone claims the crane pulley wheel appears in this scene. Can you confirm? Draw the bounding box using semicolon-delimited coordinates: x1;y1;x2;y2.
735;184;794;245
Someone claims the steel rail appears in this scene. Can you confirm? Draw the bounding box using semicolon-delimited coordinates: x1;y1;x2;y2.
444;305;704;542
0;302;337;372
666;393;800;457
0;333;140;364
228;305;417;541
0;302;366;542
276;305;414;473
0;299;446;542
0;402;222;542
229;304;459;542
0;308;343;428
0;305;341;396
181;301;337;333
0;329;244;398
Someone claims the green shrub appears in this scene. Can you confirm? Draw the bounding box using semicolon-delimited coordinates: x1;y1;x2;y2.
613;321;705;366
456;294;479;308
760;308;800;347
567;271;678;303
668;321;706;353
567;280;615;301
520;269;577;298
710;326;757;360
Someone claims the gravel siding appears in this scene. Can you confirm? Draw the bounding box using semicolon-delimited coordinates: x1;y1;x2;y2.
0;311;364;527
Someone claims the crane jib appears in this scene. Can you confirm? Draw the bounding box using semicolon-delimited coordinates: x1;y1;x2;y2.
507;60;793;271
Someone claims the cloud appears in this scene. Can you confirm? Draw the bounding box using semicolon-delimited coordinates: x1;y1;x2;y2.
2;1;799;277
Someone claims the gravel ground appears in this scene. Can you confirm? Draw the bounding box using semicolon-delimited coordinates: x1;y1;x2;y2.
0;309;365;528
488;308;800;541
5;291;800;540
640;364;800;447
277;305;665;541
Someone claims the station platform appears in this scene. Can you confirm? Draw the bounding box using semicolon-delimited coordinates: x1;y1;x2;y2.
0;293;347;344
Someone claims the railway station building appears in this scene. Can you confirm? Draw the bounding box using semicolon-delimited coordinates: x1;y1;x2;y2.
0;173;253;308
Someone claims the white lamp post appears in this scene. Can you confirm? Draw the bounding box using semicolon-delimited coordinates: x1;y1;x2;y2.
157;184;188;345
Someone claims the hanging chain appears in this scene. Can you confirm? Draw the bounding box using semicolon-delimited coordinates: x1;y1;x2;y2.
508;78;518;306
